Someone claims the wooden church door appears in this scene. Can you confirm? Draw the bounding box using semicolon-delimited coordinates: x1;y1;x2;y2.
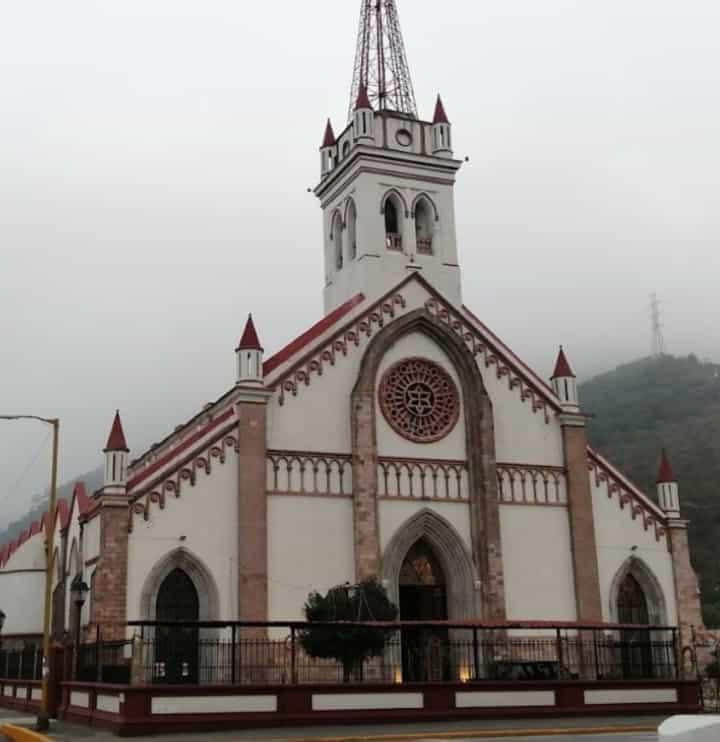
155;568;200;684
617;573;652;678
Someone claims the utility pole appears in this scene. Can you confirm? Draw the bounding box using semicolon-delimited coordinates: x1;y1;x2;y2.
0;415;59;732
650;292;666;358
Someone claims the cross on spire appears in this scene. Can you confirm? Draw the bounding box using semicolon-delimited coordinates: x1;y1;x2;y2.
348;0;418;120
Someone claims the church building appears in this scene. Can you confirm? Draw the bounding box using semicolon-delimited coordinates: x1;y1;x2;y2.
0;0;703;670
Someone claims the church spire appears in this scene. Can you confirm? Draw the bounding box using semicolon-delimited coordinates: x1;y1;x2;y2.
348;0;418;119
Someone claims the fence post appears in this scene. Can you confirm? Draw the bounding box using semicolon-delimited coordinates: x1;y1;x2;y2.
95;625;102;683
290;626;297;685
472;627;480;681
555;628;564;679
231;625;237;685
593;629;601;680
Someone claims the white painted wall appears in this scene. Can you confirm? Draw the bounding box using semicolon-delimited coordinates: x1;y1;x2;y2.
1;534;44;572
591;475;678;625
84;516;100;564
0;571;44;635
267;495;355;621
500;505;577;623
126;451;239;621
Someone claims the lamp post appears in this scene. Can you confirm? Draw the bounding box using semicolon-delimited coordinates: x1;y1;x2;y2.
70;575;89;681
0;415;59;732
0;609;5;650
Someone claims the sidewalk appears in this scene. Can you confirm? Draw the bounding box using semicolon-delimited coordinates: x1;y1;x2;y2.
0;708;667;742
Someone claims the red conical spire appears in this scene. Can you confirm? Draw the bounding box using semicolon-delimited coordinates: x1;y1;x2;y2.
551;346;576;379
657;449;676;484
104;411;129;452
321;119;336;148
432;95;450;125
354;83;372;111
237;314;263;351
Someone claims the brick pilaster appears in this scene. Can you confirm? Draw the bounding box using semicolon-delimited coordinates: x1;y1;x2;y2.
561;417;603;622
668;521;703;651
89;496;129;640
236;390;270;621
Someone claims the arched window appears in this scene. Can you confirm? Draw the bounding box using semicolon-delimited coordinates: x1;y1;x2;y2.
346;200;357;260
331;212;343;270
155;568;199;684
414;197;434;255
384;194;403;251
617;573;652;679
342;140;351;159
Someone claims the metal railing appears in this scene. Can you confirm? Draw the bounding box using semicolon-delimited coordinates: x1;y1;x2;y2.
105;620;682;687
0;646;43;681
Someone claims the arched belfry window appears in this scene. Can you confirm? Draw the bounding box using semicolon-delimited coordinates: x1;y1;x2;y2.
383;192;404;252
346;199;358;260
414;197;434;255
331;211;343;270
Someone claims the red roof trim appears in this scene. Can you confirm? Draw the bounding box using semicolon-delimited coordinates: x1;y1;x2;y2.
263;293;366;376
657;449;675;484
460;304;560;409
104;411;129;452
355;84;372;111
128;407;235;490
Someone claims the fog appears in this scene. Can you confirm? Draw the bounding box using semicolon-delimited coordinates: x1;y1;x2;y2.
1;0;719;527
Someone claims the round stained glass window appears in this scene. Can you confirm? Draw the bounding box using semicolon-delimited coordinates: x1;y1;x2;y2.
378;357;460;443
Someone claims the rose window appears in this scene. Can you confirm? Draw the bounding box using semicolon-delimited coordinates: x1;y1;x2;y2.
379;358;460;443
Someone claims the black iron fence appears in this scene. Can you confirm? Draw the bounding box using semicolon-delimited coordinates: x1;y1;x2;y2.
0;646;43;681
95;620;682;687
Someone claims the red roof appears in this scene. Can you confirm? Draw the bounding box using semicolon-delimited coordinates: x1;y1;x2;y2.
73;482;92;516
433;95;450;125
355;84;372;111
321;119;336;148
657;449;676;484
104;410;129;452
237;314;263;351
551;346;575;379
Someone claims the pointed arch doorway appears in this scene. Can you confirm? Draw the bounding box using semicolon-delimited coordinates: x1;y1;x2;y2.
399;539;450;681
155;568;199;684
617;572;652;679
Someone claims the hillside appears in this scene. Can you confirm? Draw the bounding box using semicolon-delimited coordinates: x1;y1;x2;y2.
581;353;720;625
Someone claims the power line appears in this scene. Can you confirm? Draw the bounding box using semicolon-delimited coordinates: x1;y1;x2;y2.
0;428;52;508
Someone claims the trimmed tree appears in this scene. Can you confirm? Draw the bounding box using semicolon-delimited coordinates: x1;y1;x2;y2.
299;578;398;682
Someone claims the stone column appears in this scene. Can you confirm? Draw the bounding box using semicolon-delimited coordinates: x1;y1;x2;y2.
667;521;703;654
560;415;603;622
351;388;381;580
236;389;271;621
89;496;130;641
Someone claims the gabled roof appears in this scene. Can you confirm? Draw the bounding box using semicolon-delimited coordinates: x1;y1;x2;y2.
104;410;129;452
657;449;676;484
355;83;372;111
321;119;336;148
551;346;575;379
236;314;263;351
433;95;450;125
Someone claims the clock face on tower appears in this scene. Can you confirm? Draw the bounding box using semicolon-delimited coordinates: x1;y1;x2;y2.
378;357;460;443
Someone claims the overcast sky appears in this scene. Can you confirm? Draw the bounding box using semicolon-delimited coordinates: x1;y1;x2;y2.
1;0;719;527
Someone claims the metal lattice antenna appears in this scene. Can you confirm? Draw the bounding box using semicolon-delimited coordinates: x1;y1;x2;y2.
650;292;666;357
348;0;418;120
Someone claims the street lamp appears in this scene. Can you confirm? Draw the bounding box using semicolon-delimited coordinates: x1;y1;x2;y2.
0;415;59;732
70;575;89;680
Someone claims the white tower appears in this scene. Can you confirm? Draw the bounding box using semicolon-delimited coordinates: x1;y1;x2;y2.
551;347;580;411
657;449;680;518
315;4;463;314
103;410;129;494
236;314;264;386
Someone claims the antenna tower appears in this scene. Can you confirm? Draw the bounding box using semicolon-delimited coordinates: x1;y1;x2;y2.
650;292;666;357
348;0;418;121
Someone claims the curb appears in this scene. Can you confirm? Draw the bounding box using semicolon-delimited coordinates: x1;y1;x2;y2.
270;725;657;742
0;724;51;742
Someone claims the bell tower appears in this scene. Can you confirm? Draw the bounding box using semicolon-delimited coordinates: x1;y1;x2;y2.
315;0;464;314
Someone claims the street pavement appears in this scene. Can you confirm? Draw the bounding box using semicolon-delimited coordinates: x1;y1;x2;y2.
0;707;669;741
